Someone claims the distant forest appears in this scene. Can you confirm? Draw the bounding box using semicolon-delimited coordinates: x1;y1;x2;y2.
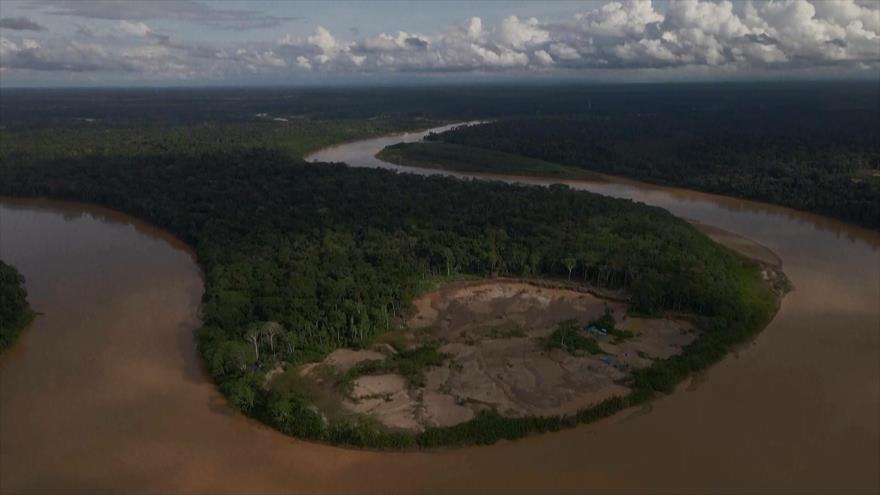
423;93;879;228
2;81;875;128
4;83;875;228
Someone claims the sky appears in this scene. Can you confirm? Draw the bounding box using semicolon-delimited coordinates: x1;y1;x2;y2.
0;0;878;87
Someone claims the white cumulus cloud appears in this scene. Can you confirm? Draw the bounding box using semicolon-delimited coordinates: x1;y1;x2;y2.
1;0;878;83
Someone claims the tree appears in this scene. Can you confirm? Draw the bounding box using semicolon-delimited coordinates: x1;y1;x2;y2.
443;247;455;277
225;376;257;413
245;325;261;361
262;321;283;358
280;331;296;356
563;257;576;281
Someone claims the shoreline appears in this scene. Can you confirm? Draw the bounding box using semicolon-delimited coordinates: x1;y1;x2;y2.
356;124;880;239
0;190;791;454
375;144;602;182
0;122;792;448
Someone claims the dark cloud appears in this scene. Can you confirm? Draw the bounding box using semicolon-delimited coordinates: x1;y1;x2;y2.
744;33;778;46
31;0;300;31
404;37;428;49
0;16;47;31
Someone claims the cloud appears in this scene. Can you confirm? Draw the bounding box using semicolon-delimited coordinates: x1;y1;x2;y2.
0;16;47;31
497;16;550;50
30;0;300;30
1;36;141;72
0;20;219;78
573;0;663;37
354;32;429;53
533;49;554;65
2;0;878;83
115;20;171;44
277;1;878;73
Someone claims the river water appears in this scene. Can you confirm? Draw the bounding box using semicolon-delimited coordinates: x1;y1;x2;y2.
1;125;877;494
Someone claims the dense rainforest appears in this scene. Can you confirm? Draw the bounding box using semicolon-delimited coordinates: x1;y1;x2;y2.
1;84;824;446
0;118;435;165
426;112;880;229
5;83;877;231
2;82;874;130
6;83;867;226
1;128;775;446
0;260;34;351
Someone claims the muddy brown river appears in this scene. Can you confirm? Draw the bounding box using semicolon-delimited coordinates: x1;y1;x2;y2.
1;124;878;494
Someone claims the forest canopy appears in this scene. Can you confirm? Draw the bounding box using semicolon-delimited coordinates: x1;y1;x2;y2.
0;260;34;351
2;141;776;447
426;113;880;229
0;84;809;446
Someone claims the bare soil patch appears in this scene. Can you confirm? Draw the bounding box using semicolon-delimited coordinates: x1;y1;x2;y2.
292;279;696;432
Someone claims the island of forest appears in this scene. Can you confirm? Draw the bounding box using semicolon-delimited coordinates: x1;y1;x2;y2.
377;141;601;180
0;260;35;351
2;105;789;448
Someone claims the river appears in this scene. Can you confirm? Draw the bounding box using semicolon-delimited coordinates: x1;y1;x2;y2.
1;124;877;494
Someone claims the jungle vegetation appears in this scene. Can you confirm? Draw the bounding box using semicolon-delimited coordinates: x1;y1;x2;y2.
2;82;874;130
0;260;34;351
0;84;797;447
544;320;603;356
338;344;446;390
426;113;880;229
2;141;776;448
0;118;437;165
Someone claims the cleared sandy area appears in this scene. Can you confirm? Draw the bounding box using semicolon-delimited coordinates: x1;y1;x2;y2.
323;348;386;372
409;281;695;421
297;280;696;432
343;374;423;431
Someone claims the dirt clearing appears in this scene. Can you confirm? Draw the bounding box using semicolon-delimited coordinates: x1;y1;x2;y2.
290;279;697;432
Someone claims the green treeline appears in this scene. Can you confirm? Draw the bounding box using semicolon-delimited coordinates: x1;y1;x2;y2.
378;142;598;180
0;118;435;164
0;260;34;350
2;142;776;448
428;116;880;229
